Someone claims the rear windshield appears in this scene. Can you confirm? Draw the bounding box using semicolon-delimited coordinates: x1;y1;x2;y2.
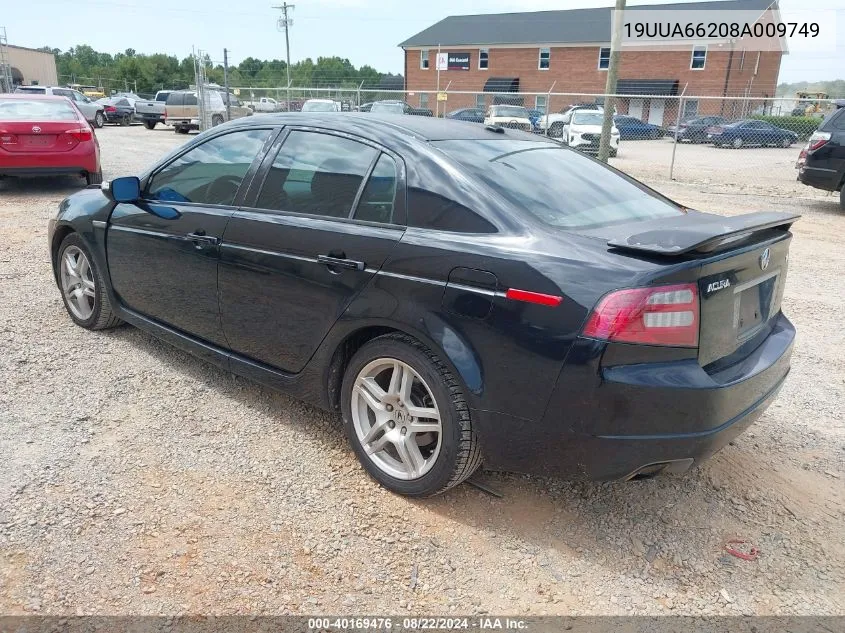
156;92;171;102
301;101;338;112
371;103;403;114
0;99;78;121
15;87;47;94
432;139;682;230
572;112;604;125
491;106;528;118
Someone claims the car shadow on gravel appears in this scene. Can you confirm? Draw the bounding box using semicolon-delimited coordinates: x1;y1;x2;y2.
0;176;89;195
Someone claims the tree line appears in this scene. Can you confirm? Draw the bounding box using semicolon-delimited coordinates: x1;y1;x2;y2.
776;79;845;99
37;45;402;95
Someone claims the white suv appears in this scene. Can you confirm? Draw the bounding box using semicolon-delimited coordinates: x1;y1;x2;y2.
14;86;105;128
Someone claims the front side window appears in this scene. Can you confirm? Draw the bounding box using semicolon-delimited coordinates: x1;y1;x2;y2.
255;131;378;219
539;47;550;70
479;48;489;70
146;129;270;206
475;93;486;109
598;47;611;70
691;46;707;70
421;49;430;70
535;95;547;114
433;139;682;230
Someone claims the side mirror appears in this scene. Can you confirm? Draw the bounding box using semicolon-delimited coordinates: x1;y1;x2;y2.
106;176;141;203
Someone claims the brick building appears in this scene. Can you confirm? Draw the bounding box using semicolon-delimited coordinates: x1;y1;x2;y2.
399;0;783;123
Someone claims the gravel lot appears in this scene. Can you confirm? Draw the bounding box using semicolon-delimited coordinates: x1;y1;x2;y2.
1;124;843;616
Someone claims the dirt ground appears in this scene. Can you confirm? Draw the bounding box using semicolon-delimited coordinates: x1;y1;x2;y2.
0;124;843;617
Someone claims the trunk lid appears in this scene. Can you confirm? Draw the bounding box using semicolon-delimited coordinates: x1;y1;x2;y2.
0;120;84;153
580;210;798;369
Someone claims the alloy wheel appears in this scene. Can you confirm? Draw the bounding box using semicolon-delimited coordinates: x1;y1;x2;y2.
61;246;96;321
350;358;442;480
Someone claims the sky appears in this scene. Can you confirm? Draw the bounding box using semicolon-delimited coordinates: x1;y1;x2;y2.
4;0;844;83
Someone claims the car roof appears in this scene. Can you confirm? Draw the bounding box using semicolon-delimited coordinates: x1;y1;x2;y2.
1;93;70;101
223;112;547;142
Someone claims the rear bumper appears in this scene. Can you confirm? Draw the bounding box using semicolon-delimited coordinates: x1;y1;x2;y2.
0;144;98;176
798;165;840;192
474;313;795;481
136;112;164;121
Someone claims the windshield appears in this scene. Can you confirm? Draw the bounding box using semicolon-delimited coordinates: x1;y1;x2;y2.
491;106;528;118
572;112;604;126
0;99;78;120
371;103;404;114
301;101;338;112
432;140;682;230
15;87;47;94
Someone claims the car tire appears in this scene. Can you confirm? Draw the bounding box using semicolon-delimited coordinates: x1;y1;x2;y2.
144;120;157;130
732;137;744;149
609;148;618;158
549;122;564;138
840;186;845;210
119;115;130;126
85;170;102;186
56;233;122;331
211;114;224;127
781;136;792;148
94;111;105;128
341;333;482;497
175;126;188;134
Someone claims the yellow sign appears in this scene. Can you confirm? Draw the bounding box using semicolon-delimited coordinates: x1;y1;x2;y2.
437;92;448;102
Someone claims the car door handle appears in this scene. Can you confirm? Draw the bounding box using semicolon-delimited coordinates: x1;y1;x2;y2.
318;254;365;271
186;231;220;245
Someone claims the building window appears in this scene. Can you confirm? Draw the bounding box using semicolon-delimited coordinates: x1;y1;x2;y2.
479;48;489;70
538;47;550;70
682;99;699;120
598;47;611;70
535;95;547;114
475;93;485;109
420;49;429;70
690;46;707;70
420;92;428;109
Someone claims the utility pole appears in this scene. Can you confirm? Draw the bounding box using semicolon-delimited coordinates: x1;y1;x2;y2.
223;47;231;120
598;0;626;163
273;2;294;111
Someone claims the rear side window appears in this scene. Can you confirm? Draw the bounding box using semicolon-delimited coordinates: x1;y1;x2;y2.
0;99;78;120
820;109;845;131
432;139;682;230
254;131;378;218
185;93;198;106
146;129;270;205
354;154;398;223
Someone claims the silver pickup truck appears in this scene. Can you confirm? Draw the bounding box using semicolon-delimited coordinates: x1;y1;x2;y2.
135;91;172;130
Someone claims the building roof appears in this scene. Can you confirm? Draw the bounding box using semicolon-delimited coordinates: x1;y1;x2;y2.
399;0;776;47
7;44;56;55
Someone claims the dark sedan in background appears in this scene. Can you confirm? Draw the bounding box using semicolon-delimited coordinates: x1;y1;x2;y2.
95;97;135;126
613;115;665;140
48;114;796;498
446;108;485;124
709;120;799;148
667;116;730;143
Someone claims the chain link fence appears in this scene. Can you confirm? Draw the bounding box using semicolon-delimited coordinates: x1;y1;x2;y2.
225;86;840;190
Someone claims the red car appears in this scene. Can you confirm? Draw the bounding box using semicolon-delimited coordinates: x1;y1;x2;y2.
0;93;101;185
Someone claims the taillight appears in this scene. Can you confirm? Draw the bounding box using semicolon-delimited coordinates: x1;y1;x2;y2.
582;283;700;347
807;131;831;152
164;108;168;117
0;130;17;145
64;128;93;142
105;105;117;112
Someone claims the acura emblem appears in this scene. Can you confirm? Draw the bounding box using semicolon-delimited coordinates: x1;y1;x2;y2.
31;126;41;134
759;248;770;271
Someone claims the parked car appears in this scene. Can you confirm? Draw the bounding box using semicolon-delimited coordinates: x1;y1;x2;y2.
14;85;105;128
369;100;433;116
164;90;251;133
0;93;101;185
709;120;799;148
95;97;135;126
356;102;374;113
446;108;485;124
48;114;798;497
245;97;282;113
667;116;730;143
613;115;665;140
484;105;533;132
301;99;341;112
526;109;544;133
135;90;172;129
541;103;603;136
563;110;620;156
796;107;845;209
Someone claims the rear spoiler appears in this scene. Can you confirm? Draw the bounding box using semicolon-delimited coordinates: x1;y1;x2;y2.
607;211;801;256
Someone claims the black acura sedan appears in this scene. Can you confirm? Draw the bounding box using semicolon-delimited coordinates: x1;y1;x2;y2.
49;114;797;497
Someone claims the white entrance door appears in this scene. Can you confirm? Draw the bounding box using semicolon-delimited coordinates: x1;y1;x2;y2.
629;99;644;119
648;99;665;125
